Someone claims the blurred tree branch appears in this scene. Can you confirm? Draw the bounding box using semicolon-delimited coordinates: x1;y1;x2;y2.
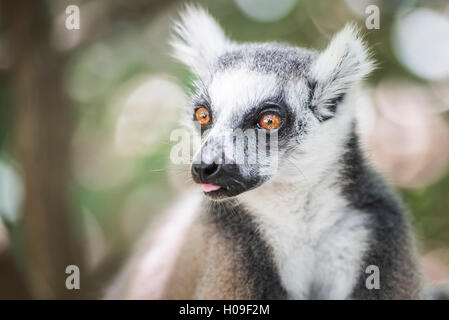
0;0;87;299
0;0;179;299
0;249;31;299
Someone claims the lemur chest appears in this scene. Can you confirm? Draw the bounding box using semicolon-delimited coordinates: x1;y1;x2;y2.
250;202;370;299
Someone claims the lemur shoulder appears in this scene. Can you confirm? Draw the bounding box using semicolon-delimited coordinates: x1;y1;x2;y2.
106;6;423;300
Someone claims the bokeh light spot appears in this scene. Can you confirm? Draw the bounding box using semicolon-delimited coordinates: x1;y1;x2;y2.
393;8;449;81
234;0;297;22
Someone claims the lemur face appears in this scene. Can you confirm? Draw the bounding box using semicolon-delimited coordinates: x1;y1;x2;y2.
188;47;314;199
172;6;373;200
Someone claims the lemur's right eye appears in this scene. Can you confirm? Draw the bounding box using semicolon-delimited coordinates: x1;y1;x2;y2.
195;107;210;125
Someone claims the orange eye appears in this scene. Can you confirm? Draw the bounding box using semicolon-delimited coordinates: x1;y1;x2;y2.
195;107;210;125
259;114;281;130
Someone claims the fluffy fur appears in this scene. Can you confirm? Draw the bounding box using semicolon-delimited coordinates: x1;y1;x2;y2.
107;5;422;300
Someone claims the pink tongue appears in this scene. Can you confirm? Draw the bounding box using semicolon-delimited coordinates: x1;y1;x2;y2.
200;184;221;192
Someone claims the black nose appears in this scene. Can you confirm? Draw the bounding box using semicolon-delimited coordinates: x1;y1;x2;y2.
191;162;222;181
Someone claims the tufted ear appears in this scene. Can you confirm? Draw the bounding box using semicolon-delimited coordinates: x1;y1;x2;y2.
309;24;374;121
170;5;232;79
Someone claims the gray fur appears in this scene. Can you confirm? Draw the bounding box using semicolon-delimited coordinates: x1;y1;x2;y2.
215;43;315;79
206;200;287;299
341;129;422;299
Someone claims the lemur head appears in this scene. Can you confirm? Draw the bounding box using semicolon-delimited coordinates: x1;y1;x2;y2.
171;5;373;200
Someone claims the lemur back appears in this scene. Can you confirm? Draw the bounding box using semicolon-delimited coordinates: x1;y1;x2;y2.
106;5;422;300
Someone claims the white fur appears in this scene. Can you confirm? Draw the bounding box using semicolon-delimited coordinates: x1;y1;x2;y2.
170;5;232;79
239;93;371;299
311;24;374;119
241;171;370;299
197;69;280;173
208;69;279;122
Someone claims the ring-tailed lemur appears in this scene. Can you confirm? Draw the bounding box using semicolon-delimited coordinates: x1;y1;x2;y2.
107;5;422;300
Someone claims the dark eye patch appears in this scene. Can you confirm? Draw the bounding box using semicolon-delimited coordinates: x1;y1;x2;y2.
238;96;295;141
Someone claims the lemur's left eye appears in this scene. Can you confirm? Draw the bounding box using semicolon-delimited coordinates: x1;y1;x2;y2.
195;107;210;125
259;114;281;130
